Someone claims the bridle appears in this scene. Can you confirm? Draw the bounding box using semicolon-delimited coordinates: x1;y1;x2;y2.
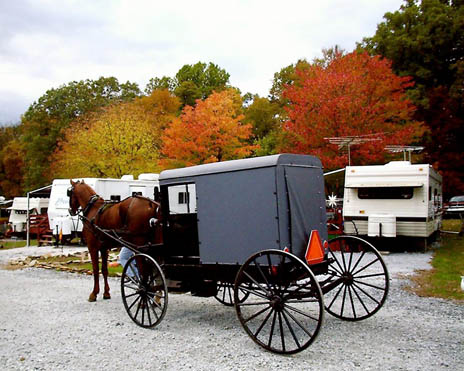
67;184;100;217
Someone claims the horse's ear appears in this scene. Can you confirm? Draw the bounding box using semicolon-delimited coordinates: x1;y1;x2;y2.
70;179;75;185
81;179;85;184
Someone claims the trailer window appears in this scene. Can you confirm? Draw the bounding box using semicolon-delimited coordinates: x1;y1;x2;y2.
178;192;190;204
358;187;414;199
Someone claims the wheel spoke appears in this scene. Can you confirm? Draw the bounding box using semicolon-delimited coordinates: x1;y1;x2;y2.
243;305;271;323
281;309;301;349
351;284;370;315
353;279;386;291
282;307;314;338
327;284;343;310
284;303;320;322
254;308;273;338
278;311;286;352
352;257;380;277
348;286;357;319
352;282;381;305
267;311;278;347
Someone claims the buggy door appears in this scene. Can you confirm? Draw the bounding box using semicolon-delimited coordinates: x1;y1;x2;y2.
162;183;199;260
282;165;328;259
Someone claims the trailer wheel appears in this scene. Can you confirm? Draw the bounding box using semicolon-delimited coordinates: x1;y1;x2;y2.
214;281;249;306
121;253;168;328
234;250;324;354
323;236;389;321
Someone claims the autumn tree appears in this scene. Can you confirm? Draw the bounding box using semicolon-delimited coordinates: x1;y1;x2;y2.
21;77;141;190
50;97;176;179
280;51;425;169
0;126;24;197
161;90;256;167
360;0;464;196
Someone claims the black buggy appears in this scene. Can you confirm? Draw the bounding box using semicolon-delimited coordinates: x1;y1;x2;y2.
120;154;389;354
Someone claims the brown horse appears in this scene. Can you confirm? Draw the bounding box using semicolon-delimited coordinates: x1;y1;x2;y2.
68;180;162;302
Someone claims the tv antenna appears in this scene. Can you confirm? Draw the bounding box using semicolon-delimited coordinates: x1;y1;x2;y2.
385;145;424;162
324;134;383;165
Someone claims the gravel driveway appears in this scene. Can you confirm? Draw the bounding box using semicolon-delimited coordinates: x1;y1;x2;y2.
0;246;462;370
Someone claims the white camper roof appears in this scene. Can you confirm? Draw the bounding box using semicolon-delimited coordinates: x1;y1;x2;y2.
8;197;49;211
345;161;442;188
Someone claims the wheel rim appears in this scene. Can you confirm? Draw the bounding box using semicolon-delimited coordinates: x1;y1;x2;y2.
322;236;389;321
121;253;168;328
234;250;324;354
215;281;249;306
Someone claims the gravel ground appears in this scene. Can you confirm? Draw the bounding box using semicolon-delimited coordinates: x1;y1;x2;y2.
0;246;463;370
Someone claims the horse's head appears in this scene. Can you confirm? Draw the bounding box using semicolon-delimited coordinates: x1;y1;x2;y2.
68;180;81;216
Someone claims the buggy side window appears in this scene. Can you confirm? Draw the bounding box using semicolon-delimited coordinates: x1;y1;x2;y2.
132;192;142;196
110;195;121;202
168;184;196;215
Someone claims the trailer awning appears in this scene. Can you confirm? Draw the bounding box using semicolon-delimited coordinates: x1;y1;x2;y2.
345;181;424;188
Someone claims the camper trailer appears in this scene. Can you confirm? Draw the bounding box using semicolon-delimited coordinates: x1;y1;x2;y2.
8;197;49;233
343;161;442;239
48;174;159;239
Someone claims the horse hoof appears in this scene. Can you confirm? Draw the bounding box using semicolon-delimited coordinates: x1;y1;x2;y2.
88;294;97;302
103;294;111;300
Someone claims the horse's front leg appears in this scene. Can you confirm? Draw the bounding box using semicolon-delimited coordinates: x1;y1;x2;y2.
101;247;111;300
88;247;100;302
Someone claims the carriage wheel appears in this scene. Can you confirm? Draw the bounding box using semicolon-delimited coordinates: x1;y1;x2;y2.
215;281;249;307
121;253;168;328
234;250;324;354
323;236;389;321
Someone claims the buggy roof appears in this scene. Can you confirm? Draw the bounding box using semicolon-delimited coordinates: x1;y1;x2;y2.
159;154;322;181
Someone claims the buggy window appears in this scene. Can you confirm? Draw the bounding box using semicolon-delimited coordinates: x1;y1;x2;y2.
168;184;196;214
358;187;413;199
178;192;190;205
110;195;121;201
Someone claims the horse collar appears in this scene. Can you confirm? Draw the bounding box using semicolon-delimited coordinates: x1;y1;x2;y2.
82;195;100;216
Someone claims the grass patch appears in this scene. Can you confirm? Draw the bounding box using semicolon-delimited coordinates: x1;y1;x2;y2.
408;233;464;302
34;251;123;277
0;239;38;249
442;218;463;233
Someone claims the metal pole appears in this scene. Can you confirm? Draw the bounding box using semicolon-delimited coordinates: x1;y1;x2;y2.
348;144;351;166
26;192;30;247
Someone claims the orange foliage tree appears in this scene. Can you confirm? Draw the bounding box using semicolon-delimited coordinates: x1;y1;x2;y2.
161;90;256;167
280;51;426;169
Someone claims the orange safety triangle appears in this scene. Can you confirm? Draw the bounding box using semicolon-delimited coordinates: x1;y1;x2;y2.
305;230;324;265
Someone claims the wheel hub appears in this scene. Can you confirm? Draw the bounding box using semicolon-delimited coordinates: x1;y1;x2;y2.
270;295;284;311
342;272;354;286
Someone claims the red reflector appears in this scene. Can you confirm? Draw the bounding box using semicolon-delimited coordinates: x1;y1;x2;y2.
305;230;325;265
283;247;289;253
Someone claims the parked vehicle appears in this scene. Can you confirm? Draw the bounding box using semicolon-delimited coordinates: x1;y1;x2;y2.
76;154;389;354
443;195;464;218
8;197;49;234
48;174;159;239
343;161;442;239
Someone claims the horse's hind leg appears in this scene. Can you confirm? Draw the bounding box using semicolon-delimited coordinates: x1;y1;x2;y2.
88;247;100;302
101;248;111;300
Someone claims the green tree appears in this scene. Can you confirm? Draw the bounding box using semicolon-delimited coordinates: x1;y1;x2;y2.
361;0;464;196
20;77;141;190
145;62;231;107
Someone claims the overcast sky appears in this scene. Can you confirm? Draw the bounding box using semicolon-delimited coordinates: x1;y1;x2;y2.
0;0;405;125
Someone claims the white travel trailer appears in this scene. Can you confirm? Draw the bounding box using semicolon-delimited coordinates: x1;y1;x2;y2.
343;161;442;239
9;197;49;233
48;174;159;238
